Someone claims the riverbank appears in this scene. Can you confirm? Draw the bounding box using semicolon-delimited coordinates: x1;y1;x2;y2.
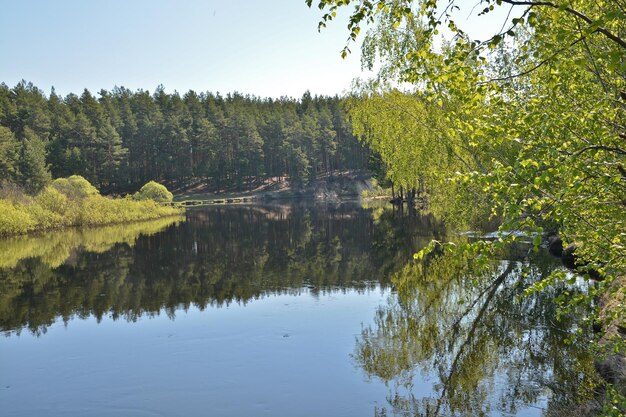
173;171;389;206
0;177;183;237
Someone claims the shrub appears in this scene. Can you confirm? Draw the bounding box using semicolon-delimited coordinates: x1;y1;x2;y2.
134;181;173;203
36;187;69;215
0;176;182;236
80;195;180;226
0;201;36;235
24;203;66;230
51;175;99;200
30;187;80;228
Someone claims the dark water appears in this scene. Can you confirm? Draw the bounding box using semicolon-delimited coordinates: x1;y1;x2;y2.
0;203;596;417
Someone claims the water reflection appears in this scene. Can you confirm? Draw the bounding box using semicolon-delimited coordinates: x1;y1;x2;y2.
0;216;184;334
0;203;600;416
0;216;184;269
354;245;601;417
0;203;443;335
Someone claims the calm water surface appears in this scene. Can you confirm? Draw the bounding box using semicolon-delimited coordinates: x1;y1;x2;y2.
0;203;594;417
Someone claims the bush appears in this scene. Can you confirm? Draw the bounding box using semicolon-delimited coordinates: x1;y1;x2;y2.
30;187;80;228
0;201;36;235
80;195;180;226
24;203;66;230
51;175;99;200
36;187;69;215
0;176;183;236
134;181;173;203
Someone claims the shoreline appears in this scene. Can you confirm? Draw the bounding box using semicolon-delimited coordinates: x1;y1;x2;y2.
172;172;392;207
0;212;185;239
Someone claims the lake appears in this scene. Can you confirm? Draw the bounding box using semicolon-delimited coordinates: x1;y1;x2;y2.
0;202;597;417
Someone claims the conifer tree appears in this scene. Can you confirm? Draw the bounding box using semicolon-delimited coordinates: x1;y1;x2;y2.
18;128;51;193
0;126;19;182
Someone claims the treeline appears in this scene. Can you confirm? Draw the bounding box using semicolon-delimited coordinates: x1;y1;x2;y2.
0;81;370;194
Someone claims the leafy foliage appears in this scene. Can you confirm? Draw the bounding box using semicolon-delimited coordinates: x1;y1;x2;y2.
51;175;100;199
0;200;36;235
134;181;173;203
309;0;626;291
0;177;182;236
309;0;626;408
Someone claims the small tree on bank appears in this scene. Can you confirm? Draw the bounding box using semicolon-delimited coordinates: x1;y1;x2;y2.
134;181;173;203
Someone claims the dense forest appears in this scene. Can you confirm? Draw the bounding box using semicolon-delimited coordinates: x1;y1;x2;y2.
0;82;370;194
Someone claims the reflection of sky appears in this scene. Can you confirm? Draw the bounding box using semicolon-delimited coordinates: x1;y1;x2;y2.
1;288;401;417
1;282;562;417
1;0;519;98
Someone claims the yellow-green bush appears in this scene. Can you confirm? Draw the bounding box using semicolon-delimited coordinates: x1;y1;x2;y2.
79;195;181;226
36;187;69;215
24;204;66;230
26;187;81;229
0;177;183;237
51;175;99;200
0;201;36;235
134;181;173;203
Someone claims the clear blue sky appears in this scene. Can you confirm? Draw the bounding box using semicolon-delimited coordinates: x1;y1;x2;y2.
0;0;512;98
0;0;365;98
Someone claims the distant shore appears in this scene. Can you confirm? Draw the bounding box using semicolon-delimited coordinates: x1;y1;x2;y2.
172;171;391;206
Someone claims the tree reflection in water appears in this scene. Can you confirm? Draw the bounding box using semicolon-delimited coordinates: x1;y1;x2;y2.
0;204;602;416
355;244;603;417
0;203;442;336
